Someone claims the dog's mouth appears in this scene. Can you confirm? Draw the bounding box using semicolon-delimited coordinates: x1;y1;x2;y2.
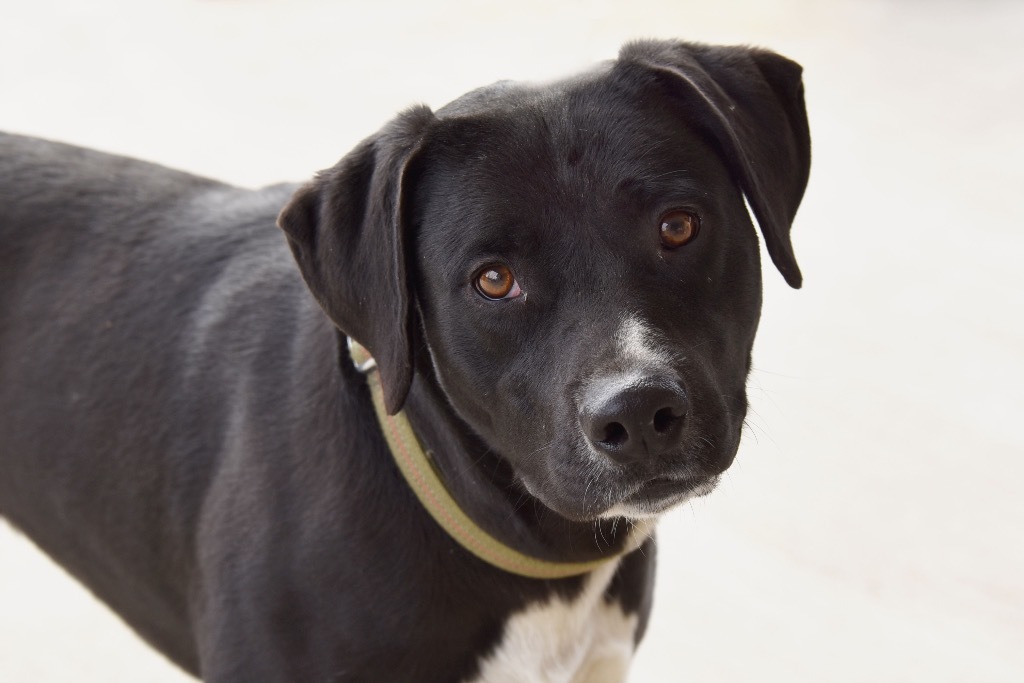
601;473;720;519
635;473;712;499
637;472;719;506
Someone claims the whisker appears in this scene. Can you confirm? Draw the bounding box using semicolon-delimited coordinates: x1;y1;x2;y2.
597;516;610;549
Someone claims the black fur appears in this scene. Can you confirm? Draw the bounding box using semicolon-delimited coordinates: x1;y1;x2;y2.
0;40;809;681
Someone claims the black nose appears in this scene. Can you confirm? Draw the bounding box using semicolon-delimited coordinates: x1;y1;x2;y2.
579;378;689;463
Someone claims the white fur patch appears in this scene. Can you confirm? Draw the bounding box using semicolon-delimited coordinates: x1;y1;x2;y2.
614;316;671;369
467;560;638;683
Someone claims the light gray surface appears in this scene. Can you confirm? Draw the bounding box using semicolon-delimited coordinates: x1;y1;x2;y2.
1;0;1022;680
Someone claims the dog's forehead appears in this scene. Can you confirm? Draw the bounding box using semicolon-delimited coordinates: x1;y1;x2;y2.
433;67;685;178
418;67;729;246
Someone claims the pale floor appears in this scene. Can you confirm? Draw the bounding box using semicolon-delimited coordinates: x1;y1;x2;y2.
1;0;1022;680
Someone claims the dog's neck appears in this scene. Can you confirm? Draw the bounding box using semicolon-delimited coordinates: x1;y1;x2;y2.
395;347;645;568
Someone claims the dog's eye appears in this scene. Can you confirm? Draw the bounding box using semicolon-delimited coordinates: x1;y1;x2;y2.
474;264;522;300
659;210;700;249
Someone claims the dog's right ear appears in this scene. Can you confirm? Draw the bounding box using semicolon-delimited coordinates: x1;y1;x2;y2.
277;106;435;414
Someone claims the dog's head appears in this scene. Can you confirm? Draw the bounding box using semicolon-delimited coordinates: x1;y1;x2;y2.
279;40;810;522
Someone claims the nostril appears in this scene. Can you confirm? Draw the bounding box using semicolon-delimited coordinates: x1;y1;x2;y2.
601;421;629;447
653;406;683;434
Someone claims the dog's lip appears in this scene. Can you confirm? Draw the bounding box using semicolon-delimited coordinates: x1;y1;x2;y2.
624;473;716;505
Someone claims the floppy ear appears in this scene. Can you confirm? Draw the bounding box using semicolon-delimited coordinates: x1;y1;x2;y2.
277;106;435;413
619;40;811;288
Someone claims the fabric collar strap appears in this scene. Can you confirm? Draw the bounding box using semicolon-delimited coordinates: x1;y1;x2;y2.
348;338;648;579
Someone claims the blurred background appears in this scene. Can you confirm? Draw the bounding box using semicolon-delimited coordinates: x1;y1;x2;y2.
1;0;1021;680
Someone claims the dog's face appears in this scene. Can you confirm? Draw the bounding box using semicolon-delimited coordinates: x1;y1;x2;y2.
279;40;810;522
411;81;762;520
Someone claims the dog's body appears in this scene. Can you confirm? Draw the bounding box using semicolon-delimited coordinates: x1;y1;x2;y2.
0;41;809;682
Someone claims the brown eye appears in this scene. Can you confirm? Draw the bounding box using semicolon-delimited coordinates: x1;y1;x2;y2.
474;264;522;300
659;210;700;249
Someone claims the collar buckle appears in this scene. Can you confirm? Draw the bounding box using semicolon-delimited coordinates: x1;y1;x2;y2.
347;336;378;374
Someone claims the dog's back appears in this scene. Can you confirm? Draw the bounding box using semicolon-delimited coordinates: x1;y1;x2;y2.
0;133;302;668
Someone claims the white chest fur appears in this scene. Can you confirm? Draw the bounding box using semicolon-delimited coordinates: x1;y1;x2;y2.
467;560;639;683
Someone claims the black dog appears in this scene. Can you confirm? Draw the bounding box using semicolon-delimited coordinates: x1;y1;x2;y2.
0;40;809;682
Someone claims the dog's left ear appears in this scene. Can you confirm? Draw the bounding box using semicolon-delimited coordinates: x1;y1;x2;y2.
620;41;811;288
277;106;435;414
